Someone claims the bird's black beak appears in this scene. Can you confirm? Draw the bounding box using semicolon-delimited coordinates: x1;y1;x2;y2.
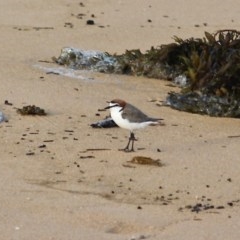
104;103;119;110
104;101;111;109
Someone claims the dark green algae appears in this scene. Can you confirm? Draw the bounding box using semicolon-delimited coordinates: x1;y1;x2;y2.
54;29;240;118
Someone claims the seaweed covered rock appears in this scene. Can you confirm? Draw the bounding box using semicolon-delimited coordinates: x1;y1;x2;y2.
167;91;240;117
53;30;240;118
53;46;176;79
52;47;118;73
113;48;176;79
165;30;240;117
170;30;240;93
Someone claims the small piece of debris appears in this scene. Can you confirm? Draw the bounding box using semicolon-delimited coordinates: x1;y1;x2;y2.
76;13;86;19
46;71;60;75
128;156;163;166
91;117;117;128
33;27;54;31
85;148;110;151
122;164;136;168
64;22;74;28
17;105;46;116
80;156;95;159
0;111;5;123
86;20;95;25
64;130;74;133
43;140;54;143
4;100;13;106
26;152;35;156
228;135;240;138
38;144;46;148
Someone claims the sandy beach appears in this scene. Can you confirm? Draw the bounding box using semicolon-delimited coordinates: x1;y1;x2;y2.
1;1;240;239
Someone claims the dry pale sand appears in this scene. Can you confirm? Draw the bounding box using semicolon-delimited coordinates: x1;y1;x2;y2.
1;1;240;239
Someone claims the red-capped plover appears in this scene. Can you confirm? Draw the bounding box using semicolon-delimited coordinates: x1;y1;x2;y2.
105;99;163;152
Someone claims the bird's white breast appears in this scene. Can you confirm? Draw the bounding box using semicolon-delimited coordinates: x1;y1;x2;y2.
109;105;151;131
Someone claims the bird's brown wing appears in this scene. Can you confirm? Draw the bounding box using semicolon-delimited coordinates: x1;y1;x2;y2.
122;103;162;123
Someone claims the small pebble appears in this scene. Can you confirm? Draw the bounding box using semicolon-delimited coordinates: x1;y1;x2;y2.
86;20;95;25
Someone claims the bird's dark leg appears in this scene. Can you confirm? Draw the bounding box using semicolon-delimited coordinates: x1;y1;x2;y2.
130;133;135;152
124;132;137;152
124;138;131;151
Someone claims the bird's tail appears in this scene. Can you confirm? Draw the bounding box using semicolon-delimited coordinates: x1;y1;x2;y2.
149;118;165;126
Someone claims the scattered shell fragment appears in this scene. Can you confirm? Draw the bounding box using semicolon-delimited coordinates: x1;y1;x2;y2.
0;111;5;122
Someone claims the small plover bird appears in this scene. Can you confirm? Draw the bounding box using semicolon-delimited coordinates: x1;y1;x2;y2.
105;99;163;152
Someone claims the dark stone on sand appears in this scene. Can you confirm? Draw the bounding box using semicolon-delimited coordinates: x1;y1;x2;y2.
86;20;95;25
